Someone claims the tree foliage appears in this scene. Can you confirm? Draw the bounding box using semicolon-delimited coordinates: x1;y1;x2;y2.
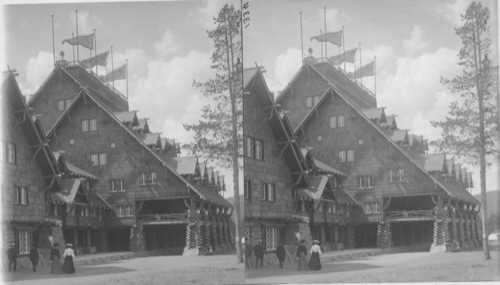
431;2;498;163
184;4;242;169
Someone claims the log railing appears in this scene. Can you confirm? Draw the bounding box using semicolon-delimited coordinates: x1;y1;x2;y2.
385;210;435;220
137;213;195;224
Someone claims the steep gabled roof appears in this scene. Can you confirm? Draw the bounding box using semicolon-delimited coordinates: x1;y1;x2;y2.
136;118;150;133
114;111;139;126
50;179;81;204
45;88;232;209
293;87;333;133
174;157;199;175
286;63;478;205
2;71;61;187
243;67;260;89
142;133;161;147
362;107;386;122
313;158;347;177
423;153;446;172
66;161;99;180
297;175;330;200
381;115;398;129
389;129;408;143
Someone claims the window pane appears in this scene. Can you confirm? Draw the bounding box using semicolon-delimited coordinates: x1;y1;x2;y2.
260;183;266;201
246;138;254;158
21;187;28;205
8;143;16;164
255;140;263;160
329;116;337;128
18;231;30;254
305;97;312;107
150;172;157;184
347;150;354;162
244;179;251;199
99;153;106;165
338;150;346;163
90;119;97;131
58;100;65;111
338;116;345;127
65;99;72;109
91;154;98;166
269;183;275;202
82;120;89;132
313;96;320;106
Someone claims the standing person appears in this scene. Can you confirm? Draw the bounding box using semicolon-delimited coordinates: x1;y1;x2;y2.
308;240;322;271
276;242;286;269
7;242;17;272
245;240;254;268
50;243;62;275
61;243;75;274
253;240;264;268
296;239;308;271
29;246;39;272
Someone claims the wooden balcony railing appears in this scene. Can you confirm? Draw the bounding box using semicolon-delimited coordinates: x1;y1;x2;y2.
385;210;435;220
137;213;194;224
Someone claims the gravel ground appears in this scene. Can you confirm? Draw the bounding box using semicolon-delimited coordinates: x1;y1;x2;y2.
2;254;245;285
246;248;500;284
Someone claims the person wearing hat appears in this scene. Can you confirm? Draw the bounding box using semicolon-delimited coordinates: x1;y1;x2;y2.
253;240;264;268
308;240;322;270
61;243;76;274
7;242;17;272
50;243;62;274
296;239;308;271
276;241;286;269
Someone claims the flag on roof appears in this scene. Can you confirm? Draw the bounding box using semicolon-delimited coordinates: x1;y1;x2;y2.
101;63;127;82
81;51;109;69
62;33;94;50
351;60;375;78
310;30;342;46
329;47;357;65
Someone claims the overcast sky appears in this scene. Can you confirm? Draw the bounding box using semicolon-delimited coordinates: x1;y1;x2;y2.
1;0;239;197
244;0;499;196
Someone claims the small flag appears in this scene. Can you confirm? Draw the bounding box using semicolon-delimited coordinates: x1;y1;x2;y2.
101;63;127;82
329;48;357;65
350;60;375;78
62;33;94;50
310;30;342;46
81;51;109;68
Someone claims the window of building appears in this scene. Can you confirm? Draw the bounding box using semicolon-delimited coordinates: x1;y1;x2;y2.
18;231;31;255
65;99;72;109
318;201;323;212
58;100;65;111
82;120;89;132
364;202;380;213
397;169;405;182
110;142;116;148
265;227;279;251
317;135;323;142
7;143;16;164
13;186;28;205
366;176;373;188
244;179;251;200
329;116;337;128
332;203;337;213
110;180;116;192
357;176;373;189
338;115;345;128
347;149;354;162
91;154;99;166
99;153;107;166
69;138;74;145
246;137;254;158
261;182;276;202
313;96;320;106
338;150;346;163
305;96;313;107
150;172;157;184
117;180;126;192
89;119;97;131
388;170;395;182
254;139;263;160
118;205;133;217
140;173;147;185
358;139;364;145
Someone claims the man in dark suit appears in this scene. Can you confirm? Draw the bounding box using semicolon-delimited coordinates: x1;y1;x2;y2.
276;242;286;269
7;243;17;272
253;240;264;268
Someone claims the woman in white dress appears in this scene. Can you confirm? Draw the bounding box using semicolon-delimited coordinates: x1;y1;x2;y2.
308;240;322;270
61;243;76;274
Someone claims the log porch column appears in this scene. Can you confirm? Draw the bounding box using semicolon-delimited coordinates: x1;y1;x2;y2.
376;221;393;249
430;194;449;252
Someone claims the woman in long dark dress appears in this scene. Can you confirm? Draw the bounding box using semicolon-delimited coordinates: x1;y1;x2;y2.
296;239;308;271
50;243;62;274
61;243;76;274
308;240;322;270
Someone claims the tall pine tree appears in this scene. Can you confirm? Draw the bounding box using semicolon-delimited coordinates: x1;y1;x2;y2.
431;1;498;260
184;4;244;262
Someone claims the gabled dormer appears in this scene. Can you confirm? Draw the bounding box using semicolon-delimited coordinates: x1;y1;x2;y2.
389;129;409;148
361;107;387;125
141;133;162;151
135;118;150;134
381;114;398;131
114;111;139;128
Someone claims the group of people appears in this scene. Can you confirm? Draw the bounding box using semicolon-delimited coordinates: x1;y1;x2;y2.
7;242;76;275
244;239;322;271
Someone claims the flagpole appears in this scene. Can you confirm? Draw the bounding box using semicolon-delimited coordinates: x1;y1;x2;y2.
300;12;304;63
94;29;98;75
51;15;56;66
374;56;377;97
126;59;129;99
342;26;346;71
75;10;79;62
353;60;357;82
359;42;362;85
323;7;327;60
72;33;75;63
320;29;323;60
111;45;115;89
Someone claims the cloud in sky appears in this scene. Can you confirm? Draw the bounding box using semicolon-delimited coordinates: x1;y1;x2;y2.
323;8;351;31
439;0;473;26
154;29;180;60
69;10;103;35
20;50;53;97
194;0;227;29
403;26;429;56
267;47;302;92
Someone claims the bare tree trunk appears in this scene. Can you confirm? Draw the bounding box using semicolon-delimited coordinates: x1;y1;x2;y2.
473;12;490;260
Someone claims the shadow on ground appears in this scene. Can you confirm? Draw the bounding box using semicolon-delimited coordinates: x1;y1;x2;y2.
3;265;135;282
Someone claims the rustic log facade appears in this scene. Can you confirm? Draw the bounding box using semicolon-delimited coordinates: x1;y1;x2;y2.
27;61;233;256
275;57;480;252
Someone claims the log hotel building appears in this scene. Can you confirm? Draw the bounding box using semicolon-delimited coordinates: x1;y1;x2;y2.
1;56;233;265
244;54;481;262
